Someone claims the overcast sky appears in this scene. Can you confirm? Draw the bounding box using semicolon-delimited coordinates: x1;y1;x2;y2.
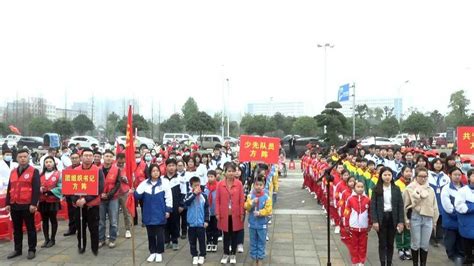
1;0;473;119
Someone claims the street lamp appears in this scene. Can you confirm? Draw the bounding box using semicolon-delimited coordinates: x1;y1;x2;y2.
317;43;335;107
397;80;410;125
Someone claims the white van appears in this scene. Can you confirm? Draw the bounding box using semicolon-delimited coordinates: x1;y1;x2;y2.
162;133;194;144
196;135;224;149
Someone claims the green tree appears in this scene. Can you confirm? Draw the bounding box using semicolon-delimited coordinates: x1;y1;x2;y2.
240;114;275;135
314;101;347;145
117;114;149;134
0;122;9;136
271;112;295;135
372;107;384;121
446;90;471;127
402;112;434;137
160;113;184;134
52;118;74;137
292;116;319;136
181;97;199;130
382;106;394;119
229;121;240;137
28;116;53;135
72;114;95;135
376;116;399;137
105;112;120;139
355;104;369;119
354;118;370;138
429;110;446;133
186;111;216;143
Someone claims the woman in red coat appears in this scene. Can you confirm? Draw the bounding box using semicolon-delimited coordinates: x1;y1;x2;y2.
215;162;245;264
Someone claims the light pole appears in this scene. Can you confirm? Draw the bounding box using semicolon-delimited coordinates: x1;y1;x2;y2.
397;80;410;126
317;43;335;107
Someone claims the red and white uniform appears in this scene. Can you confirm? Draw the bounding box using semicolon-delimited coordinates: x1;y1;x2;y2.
343;192;371;265
338;186;353;246
39;171;61;203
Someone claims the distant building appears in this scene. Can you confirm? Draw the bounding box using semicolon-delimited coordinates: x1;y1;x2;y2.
55;108;90;120
5;97;57;121
340;97;403;121
246;101;305;117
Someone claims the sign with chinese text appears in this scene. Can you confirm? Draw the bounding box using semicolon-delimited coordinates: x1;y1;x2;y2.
457;126;474;154
239;135;280;164
62;169;99;196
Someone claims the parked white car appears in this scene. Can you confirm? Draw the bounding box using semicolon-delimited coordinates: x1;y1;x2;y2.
390;133;418;145
162;133;195;144
0;135;21;149
116;136;155;150
69;136;100;149
360;137;400;147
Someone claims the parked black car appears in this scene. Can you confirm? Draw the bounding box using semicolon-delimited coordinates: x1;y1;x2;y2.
282;137;327;158
17;136;43;150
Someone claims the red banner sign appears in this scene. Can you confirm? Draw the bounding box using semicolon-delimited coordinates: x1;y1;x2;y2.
62;169;99;196
239;135;281;164
457;126;474;154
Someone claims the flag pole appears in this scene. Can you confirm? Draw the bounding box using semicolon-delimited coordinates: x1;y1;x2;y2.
131;211;136;266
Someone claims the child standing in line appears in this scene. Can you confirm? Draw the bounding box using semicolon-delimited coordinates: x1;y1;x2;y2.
183;176;210;265
344;181;371;266
394;166;413;260
245;175;272;266
204;170;219;252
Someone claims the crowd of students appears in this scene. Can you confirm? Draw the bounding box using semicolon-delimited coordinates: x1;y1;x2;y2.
301;144;474;266
3;143;279;265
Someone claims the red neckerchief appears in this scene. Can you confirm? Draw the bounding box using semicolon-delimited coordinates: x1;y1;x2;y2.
206;182;217;205
253;189;265;209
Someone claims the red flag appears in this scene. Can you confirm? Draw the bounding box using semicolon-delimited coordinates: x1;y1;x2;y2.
115;140;124;155
124;105;137;218
126;192;136;218
9;125;21;135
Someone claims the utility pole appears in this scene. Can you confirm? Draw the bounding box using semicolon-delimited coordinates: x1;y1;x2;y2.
91;94;95;124
64;88;68;119
151;98;154;139
351;83;356;140
157;102;161;143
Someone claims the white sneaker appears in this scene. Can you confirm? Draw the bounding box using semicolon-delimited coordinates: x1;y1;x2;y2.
206;244;211;252
125;230;131;239
155;253;162;263
212;245;218;252
220;255;229;264
330;219;335;226
192;256;199;265
108;241;116;248
218;236;223;242
229;255;237;264
266;235;269;241
198;256;205;264
334;226;340;234
237;244;244;253
268;219;272;224
147;253;156;262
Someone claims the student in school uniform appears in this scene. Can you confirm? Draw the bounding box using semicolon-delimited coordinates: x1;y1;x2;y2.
428;158;450;247
343;181;371;266
394;166;413;260
454;169;474;265
440;167;464;263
